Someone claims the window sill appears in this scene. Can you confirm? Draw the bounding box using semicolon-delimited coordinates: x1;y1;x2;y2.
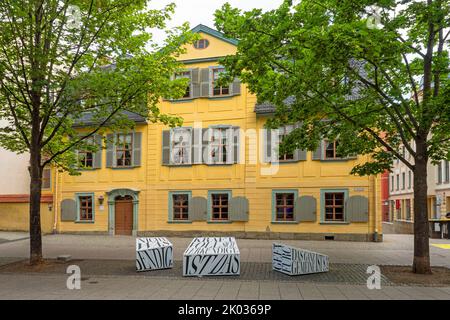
110;166;139;170
208;95;234;100
320;159;355;162
75;220;95;224
319;221;350;225
165;164;193;167
169;98;194;103
268;160;301;164
207;220;233;224
271;221;299;225
167;220;192;224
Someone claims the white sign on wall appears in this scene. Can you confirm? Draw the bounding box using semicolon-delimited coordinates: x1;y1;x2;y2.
183;237;240;277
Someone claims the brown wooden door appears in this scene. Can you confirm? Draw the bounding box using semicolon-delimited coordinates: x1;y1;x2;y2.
115;196;133;235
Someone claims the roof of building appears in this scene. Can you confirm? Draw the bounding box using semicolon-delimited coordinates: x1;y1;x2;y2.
254;96;296;114
72;109;147;128
191;24;238;46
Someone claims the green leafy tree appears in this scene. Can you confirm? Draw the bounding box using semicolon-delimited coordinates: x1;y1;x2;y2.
0;0;195;265
215;0;449;273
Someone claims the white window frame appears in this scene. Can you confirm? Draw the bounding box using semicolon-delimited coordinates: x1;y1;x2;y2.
170;127;192;165
174;69;192;99
210;66;231;97
207;126;233;165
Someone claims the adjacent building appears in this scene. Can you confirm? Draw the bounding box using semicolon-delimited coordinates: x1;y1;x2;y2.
385;143;449;234
0;121;55;233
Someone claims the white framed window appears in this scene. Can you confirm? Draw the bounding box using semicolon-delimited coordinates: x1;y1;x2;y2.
211;67;230;96
208;126;233;164
170;128;192;165
175;70;192;99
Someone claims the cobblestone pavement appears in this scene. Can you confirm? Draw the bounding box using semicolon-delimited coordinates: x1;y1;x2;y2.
0;233;449;268
0;273;449;300
0;259;393;286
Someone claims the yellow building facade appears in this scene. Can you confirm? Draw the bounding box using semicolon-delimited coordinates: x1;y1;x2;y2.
52;25;382;241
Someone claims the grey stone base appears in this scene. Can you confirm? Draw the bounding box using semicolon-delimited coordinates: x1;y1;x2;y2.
138;230;383;242
382;221;414;234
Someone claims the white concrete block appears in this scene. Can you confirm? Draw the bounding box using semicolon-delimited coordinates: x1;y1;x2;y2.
272;243;329;276
183;237;240;277
136;237;173;272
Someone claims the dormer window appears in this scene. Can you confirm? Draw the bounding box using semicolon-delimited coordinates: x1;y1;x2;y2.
194;39;209;49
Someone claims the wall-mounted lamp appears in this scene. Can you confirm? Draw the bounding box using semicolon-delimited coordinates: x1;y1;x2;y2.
48;203;53;211
98;195;105;205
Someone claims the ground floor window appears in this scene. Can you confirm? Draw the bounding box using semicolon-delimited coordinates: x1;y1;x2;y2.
275;193;295;221
77;194;94;222
210;192;230;221
171;193;190;221
324;192;345;221
405;199;412;221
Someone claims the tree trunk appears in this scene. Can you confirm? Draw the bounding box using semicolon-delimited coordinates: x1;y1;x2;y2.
412;139;432;274
29;146;43;265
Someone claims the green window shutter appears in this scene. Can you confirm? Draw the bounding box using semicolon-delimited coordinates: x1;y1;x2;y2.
106;134;114;168
190;196;207;221
192;128;203;164
312;140;323;160
162;130;170;165
132;132;142;167
346;195;369;222
265;128;272;163
202;128;211;164
93;134;103;169
233;126;240;164
232;78;241;96
230;196;249;221
200;68;210;97
61;199;77;221
294;196;317;222
191;68;200;98
294;149;307;161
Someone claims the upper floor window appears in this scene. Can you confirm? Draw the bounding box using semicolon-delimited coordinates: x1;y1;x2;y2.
209;127;231;164
212;67;230;96
437;162;443;184
175;71;191;98
408;171;412;189
116;133;133;167
194;39;209;49
402;172;406;190
42;167;51;189
77;137;94;169
324;140;342;160
278;126;294;161
445;160;450;183
396;174;400;190
391;176;394;192
171;128;192;165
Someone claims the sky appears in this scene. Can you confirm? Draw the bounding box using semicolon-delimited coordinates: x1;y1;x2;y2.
148;0;284;45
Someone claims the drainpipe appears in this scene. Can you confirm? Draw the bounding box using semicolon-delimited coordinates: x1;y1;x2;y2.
52;168;58;234
373;174;379;242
